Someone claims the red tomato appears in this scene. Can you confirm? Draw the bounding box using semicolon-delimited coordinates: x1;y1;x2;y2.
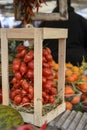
22;80;29;91
26;69;34;79
46;47;51;54
43;68;52;77
46;75;54;80
42;56;47;63
16;49;27;58
42;91;47;98
14;95;22;105
49;96;55;103
28;94;33;100
15;72;22;81
43;63;50;68
17;45;25;53
10;77;17;84
45;54;53;62
15;89;21;95
22;97;29;104
50;87;57;95
28;86;34;95
42;49;48;56
20;62;27;75
12;62;20;72
43;83;51;90
42;76;47;85
21;89;27;97
46;80;56;88
10;91;17;100
28;60;34;70
24;51;34;63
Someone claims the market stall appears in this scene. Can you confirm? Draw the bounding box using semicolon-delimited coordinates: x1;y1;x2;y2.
0;0;87;130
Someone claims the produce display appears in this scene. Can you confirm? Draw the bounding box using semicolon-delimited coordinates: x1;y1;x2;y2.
51;59;87;112
0;105;24;130
0;45;87;113
9;45;60;114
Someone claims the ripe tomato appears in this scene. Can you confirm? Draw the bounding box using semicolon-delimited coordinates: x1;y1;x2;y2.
49;96;55;103
26;69;34;79
22;97;29;104
28;86;34;97
24;51;34;63
10;77;17;84
20;62;27;75
16;49;27;58
17;45;25;53
28;60;34;70
43;68;52;77
22;80;29;91
21;89;27;97
45;54;53;62
42;76;47;85
14;95;22;105
15;72;22;81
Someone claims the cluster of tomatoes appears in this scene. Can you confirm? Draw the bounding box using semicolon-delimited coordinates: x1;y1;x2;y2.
10;45;57;107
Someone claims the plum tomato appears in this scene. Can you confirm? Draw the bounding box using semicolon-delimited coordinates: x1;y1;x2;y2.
43;68;52;77
17;45;25;53
14;95;22;105
22;97;29;104
49;96;55;103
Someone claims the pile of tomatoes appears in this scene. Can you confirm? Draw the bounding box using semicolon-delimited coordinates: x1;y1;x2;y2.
10;45;58;107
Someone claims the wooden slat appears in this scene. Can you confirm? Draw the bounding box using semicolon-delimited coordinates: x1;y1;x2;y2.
7;28;34;39
47;110;87;130
55;110;71;128
1;28;9;105
67;111;83;130
43;28;68;39
76;112;87;130
61;110;76;130
84;123;87;130
48;111;64;127
0;28;68;39
34;28;43;126
31;13;68;21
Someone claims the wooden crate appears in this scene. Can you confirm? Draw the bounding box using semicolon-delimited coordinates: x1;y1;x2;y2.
14;0;68;21
0;28;67;126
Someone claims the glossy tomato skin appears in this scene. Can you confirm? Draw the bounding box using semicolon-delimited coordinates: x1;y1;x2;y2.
17;45;25;53
14;95;22;105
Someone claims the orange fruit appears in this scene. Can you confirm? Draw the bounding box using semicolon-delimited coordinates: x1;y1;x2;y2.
71;95;80;104
78;84;87;92
66;101;73;110
66;62;73;69
65;86;75;98
65;69;72;77
66;74;78;83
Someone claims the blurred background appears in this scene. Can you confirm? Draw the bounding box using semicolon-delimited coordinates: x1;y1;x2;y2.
0;0;87;28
